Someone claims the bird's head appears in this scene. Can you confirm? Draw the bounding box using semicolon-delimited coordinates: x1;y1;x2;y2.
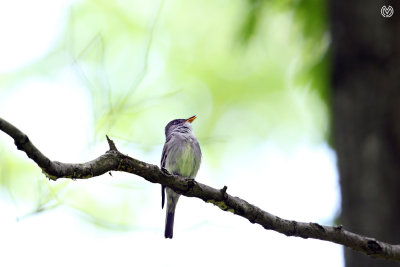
165;115;197;137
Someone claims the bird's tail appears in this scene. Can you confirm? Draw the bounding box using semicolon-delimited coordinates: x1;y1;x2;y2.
164;211;175;239
165;188;180;239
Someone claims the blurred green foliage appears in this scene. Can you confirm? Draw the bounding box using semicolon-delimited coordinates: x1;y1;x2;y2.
0;0;329;228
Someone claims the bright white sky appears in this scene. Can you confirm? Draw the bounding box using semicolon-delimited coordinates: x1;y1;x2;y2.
0;1;343;266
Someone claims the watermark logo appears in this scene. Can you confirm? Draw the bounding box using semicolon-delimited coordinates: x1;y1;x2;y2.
381;5;394;18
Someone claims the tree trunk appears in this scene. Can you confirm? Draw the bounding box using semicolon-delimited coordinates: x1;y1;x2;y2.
331;0;400;266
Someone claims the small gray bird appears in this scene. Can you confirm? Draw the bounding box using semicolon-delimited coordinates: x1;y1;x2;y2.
161;115;202;238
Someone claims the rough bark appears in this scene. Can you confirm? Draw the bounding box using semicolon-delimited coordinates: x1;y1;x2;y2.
1;117;400;262
331;0;400;266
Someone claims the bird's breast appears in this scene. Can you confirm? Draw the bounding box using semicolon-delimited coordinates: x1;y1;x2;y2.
165;134;201;178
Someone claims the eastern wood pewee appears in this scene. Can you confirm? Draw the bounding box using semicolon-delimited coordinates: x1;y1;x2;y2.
161;115;202;238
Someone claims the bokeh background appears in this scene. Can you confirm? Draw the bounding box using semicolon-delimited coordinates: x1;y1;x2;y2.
0;0;342;266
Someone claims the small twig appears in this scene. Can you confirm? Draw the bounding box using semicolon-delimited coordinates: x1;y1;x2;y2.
106;135;117;151
220;185;228;199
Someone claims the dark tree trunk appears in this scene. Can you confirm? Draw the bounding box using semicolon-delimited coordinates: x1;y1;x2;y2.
331;0;400;266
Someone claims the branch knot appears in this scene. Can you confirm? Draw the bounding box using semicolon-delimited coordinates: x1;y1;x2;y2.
220;185;228;200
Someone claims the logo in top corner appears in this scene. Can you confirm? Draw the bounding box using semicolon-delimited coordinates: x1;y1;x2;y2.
381;5;394;18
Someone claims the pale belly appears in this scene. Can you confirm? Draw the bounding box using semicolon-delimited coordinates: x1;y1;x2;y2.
165;139;201;178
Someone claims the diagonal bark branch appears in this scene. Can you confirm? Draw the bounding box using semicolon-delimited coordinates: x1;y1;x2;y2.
1;116;400;262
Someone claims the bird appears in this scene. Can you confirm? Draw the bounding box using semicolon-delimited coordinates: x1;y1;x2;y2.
160;115;202;238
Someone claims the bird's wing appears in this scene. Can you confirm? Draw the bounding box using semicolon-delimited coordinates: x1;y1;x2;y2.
161;185;166;209
160;135;172;209
161;138;169;169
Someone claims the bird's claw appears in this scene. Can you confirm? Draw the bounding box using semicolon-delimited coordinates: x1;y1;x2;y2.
161;167;171;175
187;178;196;189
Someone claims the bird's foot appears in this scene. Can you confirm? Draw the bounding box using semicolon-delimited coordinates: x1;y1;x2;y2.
187;178;196;189
161;167;171;175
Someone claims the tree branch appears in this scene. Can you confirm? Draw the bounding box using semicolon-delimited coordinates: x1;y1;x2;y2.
1;117;400;262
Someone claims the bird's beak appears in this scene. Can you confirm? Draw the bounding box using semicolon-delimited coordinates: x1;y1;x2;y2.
185;115;197;123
